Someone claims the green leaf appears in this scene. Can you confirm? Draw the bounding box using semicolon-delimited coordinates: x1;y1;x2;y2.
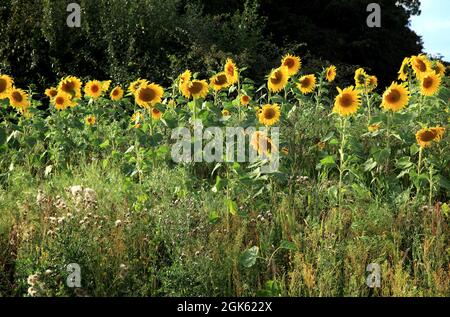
0;127;6;146
279;240;297;251
225;198;237;215
239;246;259;268
320;155;335;166
99;139;110;149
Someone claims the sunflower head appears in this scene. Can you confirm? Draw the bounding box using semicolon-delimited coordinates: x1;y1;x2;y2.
368;123;381;132
181;80;209;100
420;72;441;96
326;65;337;82
354;68;369;87
131;111;143;128
135;83;164;108
0;75;14;99
381;82;410;112
297;74;316;94
210;72;230;91
432;61;446;77
250;131;277;157
151;107;163;120
45;87;58;99
367;75;378;92
85;115;96;126
281;147;289;155
222;109;230;117
52;91;74;110
128;79;149;95
398;57;411;81
179;70;192;88
333;86;361;117
281;54;302;76
110;86;124;101
102;80;112;92
240;95;250;106
224;59;238;85
416;127;445;148
411;55;431;79
58;76;82;99
258;104;281;126
268;66;289;93
84;80;103;99
8;87;30;110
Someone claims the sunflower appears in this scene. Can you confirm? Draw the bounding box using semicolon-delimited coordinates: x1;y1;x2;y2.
326;65;337;82
332;86;361;117
432;61;446;77
354;68;369;88
281;147;289;155
398;57;411;81
250;131;277;156
85;115;96;126
131;111;143;128
317;141;326;151
110;86;124;101
268;66;289;93
416;127;445;148
0;75;14;99
381;82;410;112
135;83;164;108
128;79;149;96
222;109;230;117
52;91;73;110
151;107;163;120
258;104;281;126
367;75;378;92
45;87;58;99
297;74;316;94
240;95;250;106
210;72;230;91
420;72;441;96
180;80;209;99
58;76;82;99
281;54;301;76
224;59;238;85
368;123;381;132
179;70;192;90
8;87;30;110
102;80;112;92
84;80;103;99
411;55;431;79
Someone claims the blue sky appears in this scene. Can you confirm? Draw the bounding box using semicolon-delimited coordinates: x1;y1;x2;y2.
410;0;450;61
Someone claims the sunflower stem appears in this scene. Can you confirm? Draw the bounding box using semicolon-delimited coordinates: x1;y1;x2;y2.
338;117;347;209
428;163;434;208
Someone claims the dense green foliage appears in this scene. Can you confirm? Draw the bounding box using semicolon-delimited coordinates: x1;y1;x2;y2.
0;0;423;91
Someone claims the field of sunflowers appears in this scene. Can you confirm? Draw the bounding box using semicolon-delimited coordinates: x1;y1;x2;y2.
0;54;449;297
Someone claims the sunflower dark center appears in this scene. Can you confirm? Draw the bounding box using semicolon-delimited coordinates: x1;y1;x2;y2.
301;77;311;88
415;59;426;72
386;89;401;103
422;77;433;89
215;74;228;86
340;94;353;108
91;85;99;93
284;58;295;68
270;71;283;85
263;108;276;120
420;131;436;142
0;79;6;92
12;91;23;102
55;96;65;105
62;82;75;93
112;89;119;96
189;82;203;94
227;66;234;76
139;87;155;102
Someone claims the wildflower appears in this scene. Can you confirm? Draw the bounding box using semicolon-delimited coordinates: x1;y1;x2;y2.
85;115;96;126
180;80;209;99
332;86;361;116
210;72;230;91
281;54;302;76
258;104;281;126
135;83;164;108
224;59;238;85
151;107;163;120
420;72;441;96
297;74;316;94
45;87;58;99
110;86;124;101
52;91;74;110
381;82;410;112
84;80;103;99
58;76;82;98
268;66;289;93
8;87;30;110
326;65;337;82
411;54;431;79
416;127;445;148
0;75;14;99
240;95;250;106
